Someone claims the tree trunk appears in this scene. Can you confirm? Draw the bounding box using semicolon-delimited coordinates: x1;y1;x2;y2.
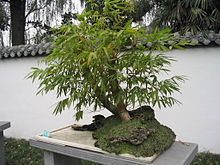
96;89;131;122
108;62;131;122
117;100;131;122
97;93;118;115
10;0;26;45
0;31;4;47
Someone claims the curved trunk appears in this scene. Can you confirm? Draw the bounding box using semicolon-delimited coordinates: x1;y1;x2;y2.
97;53;131;121
117;100;131;122
97;94;118;115
96;90;131;122
96;87;131;121
95;87;118;115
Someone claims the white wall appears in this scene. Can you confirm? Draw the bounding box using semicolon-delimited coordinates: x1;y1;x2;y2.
0;47;220;153
155;47;220;153
0;57;112;138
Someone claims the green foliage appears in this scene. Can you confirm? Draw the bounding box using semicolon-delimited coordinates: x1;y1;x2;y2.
27;0;187;120
191;152;220;165
81;0;220;32
80;0;154;22
78;0;134;29
5;138;43;165
81;160;101;165
150;0;220;33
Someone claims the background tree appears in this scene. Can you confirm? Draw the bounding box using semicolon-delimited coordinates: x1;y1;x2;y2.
0;2;8;31
28;0;187;122
149;0;220;33
10;0;26;45
0;2;9;46
80;0;156;22
1;0;76;46
80;0;220;33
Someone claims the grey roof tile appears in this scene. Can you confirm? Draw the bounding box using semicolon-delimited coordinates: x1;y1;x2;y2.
191;38;199;44
208;31;216;41
197;33;204;42
1;31;220;59
0;42;52;59
185;32;192;39
215;39;220;45
203;39;211;45
215;34;220;45
174;32;180;40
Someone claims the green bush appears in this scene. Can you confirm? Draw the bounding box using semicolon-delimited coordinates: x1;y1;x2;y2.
191;152;220;165
4;138;43;165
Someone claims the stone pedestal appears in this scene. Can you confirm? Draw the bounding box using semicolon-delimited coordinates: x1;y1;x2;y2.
30;125;198;165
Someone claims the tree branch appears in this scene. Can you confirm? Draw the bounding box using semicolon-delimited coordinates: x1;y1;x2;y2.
95;88;118;115
25;0;37;18
1;0;10;3
25;1;48;18
2;0;19;8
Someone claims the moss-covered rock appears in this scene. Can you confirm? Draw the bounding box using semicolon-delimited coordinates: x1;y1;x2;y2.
93;106;176;157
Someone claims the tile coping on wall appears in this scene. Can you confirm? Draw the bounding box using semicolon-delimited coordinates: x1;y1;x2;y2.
0;31;220;59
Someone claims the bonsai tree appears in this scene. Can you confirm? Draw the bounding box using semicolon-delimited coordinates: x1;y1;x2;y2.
28;0;191;158
28;0;186;122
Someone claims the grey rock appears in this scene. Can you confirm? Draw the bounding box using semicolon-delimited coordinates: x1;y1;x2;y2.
108;127;155;145
72;115;105;131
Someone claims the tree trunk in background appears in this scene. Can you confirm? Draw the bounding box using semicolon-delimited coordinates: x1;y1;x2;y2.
10;0;26;45
0;31;4;47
